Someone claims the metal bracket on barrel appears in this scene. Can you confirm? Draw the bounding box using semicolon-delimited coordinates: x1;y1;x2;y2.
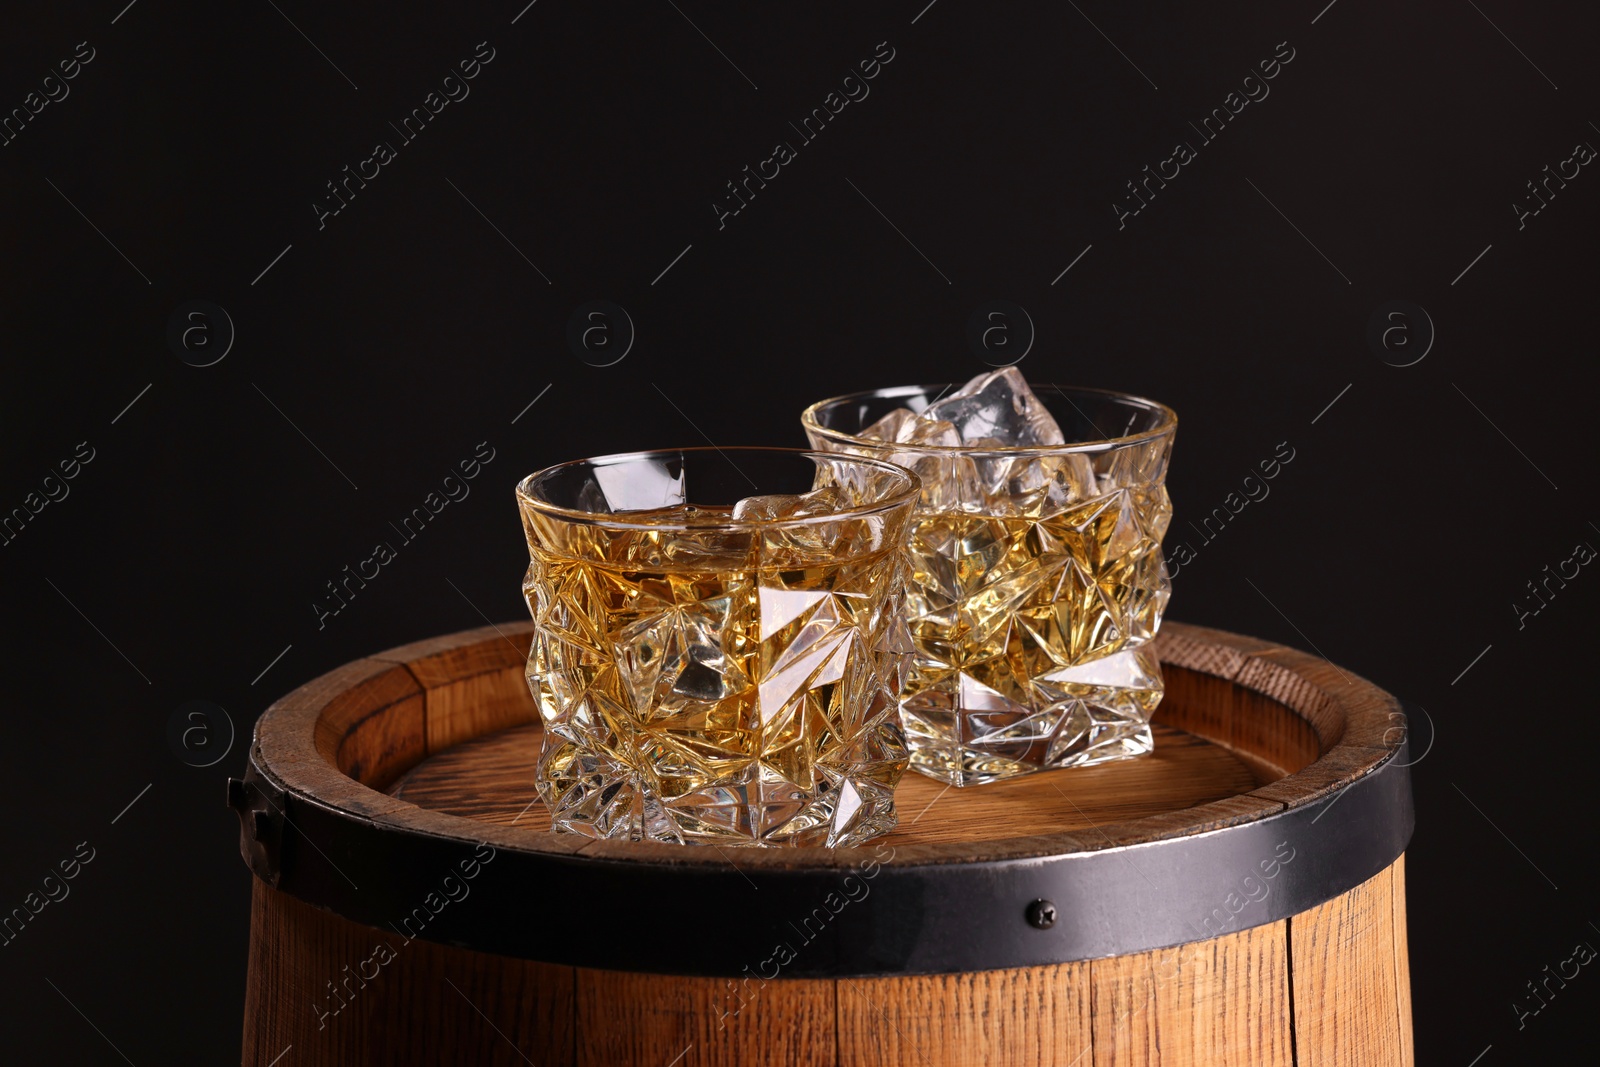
227;758;286;887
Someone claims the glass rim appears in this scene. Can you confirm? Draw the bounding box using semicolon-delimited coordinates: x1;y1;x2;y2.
801;383;1178;456
515;446;922;533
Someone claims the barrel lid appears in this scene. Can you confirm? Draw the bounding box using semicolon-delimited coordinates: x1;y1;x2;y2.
231;621;1413;976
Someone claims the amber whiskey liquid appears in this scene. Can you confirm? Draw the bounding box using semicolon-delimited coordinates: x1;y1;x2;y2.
523;503;912;845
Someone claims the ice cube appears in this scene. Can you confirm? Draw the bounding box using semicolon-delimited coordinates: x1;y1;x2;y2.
909;453;986;512
609;508;753;568
732;485;847;522
859;407;961;447
902;418;962;447
969;451;1097;518
732;494;798;522
922;367;1065;447
859;408;917;443
739;486;859;564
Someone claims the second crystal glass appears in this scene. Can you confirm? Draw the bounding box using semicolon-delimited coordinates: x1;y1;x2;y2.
517;447;919;846
803;385;1177;786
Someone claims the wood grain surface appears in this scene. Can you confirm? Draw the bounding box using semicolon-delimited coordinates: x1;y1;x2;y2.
244;869;1411;1067
838;961;1094;1066
1290;857;1414;1067
1088;920;1293;1067
242;879;576;1067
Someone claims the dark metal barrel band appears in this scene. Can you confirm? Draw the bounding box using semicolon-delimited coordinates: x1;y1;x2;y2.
233;730;1412;978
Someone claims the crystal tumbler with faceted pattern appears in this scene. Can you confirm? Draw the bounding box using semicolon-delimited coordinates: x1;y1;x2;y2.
516;448;919;845
803;386;1177;786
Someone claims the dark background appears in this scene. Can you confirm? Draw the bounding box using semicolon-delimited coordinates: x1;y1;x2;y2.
2;1;1595;1062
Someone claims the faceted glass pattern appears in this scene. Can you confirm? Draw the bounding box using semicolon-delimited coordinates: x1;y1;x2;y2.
804;385;1176;786
517;449;918;846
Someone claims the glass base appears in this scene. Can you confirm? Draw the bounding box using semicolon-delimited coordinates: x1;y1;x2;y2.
536;740;903;846
901;646;1163;787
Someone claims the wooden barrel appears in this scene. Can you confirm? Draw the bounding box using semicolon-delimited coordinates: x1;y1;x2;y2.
232;621;1414;1066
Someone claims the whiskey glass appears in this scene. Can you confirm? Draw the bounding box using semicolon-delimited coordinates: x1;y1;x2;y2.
516;447;919;845
803;386;1177;786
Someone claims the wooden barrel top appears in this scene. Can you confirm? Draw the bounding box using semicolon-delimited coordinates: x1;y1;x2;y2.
388;722;1260;843
231;620;1414;976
